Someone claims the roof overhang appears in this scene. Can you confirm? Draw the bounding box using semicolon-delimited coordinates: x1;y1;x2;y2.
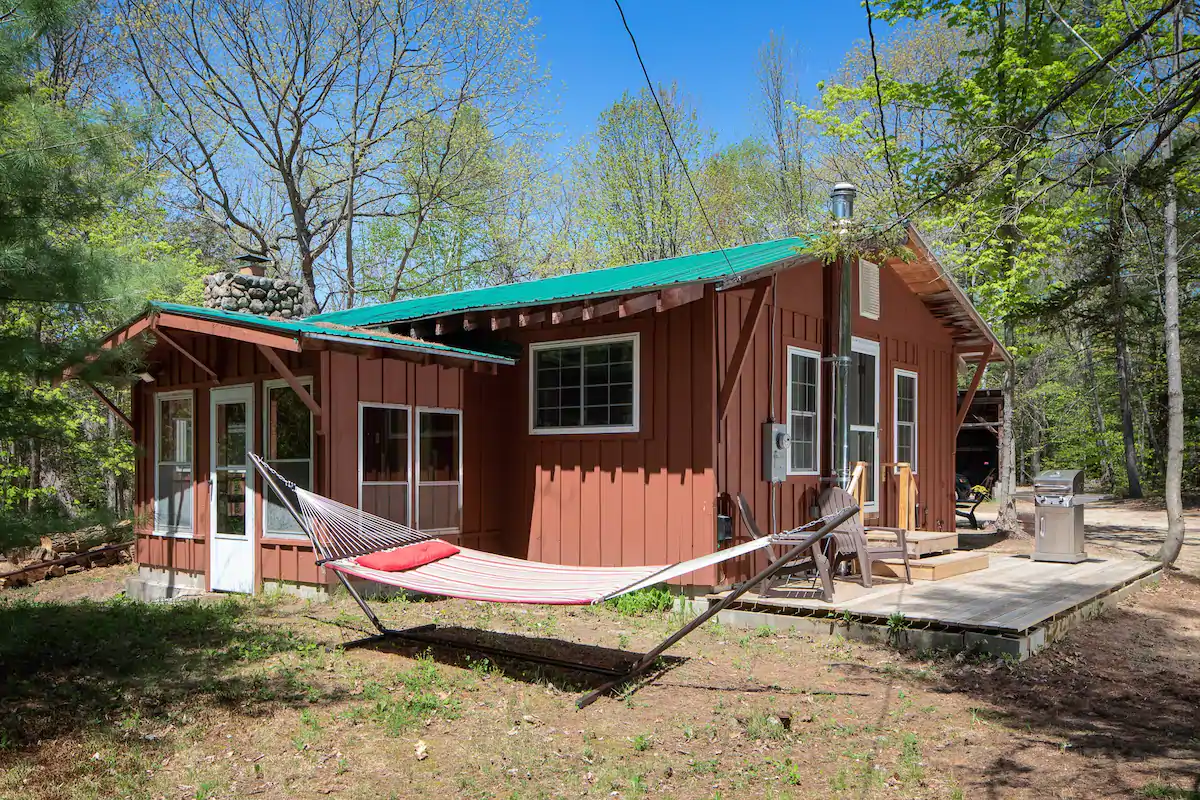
886;226;1012;366
68;303;515;381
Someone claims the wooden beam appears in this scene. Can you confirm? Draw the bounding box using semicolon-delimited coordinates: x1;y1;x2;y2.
517;309;546;327
551;304;583;325
490;313;511;331
954;343;993;431
156;313;301;352
152;326;218;382
471;361;498;375
716;281;770;421
434;317;459;336
619;292;659;318
83;382;133;431
657;283;704;312
581;299;620;321
462;314;478;332
256;344;325;435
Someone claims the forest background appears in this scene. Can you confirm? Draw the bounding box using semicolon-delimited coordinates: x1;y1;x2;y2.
1;0;1194;562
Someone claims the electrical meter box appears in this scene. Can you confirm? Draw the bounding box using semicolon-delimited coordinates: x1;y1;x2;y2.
762;422;790;483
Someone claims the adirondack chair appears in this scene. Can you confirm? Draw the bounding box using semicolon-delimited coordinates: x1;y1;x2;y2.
816;487;912;588
736;493;835;601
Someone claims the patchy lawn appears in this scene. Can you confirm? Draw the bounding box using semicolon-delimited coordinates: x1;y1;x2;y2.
1;566;1197;800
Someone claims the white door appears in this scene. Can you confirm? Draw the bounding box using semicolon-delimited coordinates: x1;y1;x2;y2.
210;385;255;593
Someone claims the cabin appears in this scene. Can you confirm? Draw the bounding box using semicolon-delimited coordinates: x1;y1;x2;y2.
84;221;1009;600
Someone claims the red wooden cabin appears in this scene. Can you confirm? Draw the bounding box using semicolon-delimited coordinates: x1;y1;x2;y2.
90;224;1008;599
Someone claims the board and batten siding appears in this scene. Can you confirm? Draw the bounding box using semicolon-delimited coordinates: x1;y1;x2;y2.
323;350;505;554
717;260;957;584
133;335;317;590
490;295;719;585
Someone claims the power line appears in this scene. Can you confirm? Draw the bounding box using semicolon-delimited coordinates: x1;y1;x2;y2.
611;0;735;271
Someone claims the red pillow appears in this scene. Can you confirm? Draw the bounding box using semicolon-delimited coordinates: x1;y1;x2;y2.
356;540;460;572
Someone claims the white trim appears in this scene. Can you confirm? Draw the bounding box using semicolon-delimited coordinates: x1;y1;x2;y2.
893;368;919;474
415;406;463;533
528;332;641;435
851;337;880;512
153;389;195;538
262;378;314;540
785;345;821;476
209;384;255;542
358;401;413;525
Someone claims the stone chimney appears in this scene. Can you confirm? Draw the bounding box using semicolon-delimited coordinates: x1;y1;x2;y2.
202;256;304;319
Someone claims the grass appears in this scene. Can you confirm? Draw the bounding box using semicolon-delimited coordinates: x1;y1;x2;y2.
606;584;675;616
1139;784;1200;799
3;563;1193;800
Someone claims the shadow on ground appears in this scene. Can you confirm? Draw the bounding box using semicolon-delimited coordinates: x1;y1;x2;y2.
936;572;1200;798
333;623;686;697
0;596;330;750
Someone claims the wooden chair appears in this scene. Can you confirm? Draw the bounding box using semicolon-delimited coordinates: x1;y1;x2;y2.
736;493;834;602
816;487;912;588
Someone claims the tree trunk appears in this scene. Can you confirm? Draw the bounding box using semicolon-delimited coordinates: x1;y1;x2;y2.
1111;271;1143;498
1080;328;1116;490
994;321;1021;534
1157;3;1185;566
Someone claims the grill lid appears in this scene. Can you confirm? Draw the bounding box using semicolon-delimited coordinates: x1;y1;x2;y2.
1032;468;1084;495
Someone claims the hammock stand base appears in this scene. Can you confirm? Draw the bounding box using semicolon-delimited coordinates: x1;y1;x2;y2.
324;507;858;709
249;453;858;709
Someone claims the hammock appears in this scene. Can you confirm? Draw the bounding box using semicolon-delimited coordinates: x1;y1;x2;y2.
249;453;859;707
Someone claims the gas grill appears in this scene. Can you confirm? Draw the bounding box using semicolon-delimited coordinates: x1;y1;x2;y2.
1031;469;1100;563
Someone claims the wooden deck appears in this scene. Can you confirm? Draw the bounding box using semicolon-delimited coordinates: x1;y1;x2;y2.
707;554;1161;658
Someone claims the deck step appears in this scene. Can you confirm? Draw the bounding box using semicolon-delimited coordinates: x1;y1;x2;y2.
873;551;989;581
866;530;958;558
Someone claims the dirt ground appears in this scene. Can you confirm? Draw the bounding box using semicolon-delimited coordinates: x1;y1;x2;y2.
1;502;1197;800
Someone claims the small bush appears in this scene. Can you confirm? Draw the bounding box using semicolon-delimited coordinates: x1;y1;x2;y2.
606;585;674;616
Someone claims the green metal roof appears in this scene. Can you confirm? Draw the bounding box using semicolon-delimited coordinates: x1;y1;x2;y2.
148;302;514;364
309;237;807;328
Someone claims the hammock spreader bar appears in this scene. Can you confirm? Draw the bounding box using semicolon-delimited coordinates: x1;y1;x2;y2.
249;452;858;708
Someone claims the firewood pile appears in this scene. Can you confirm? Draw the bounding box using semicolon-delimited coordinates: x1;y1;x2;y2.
0;521;134;589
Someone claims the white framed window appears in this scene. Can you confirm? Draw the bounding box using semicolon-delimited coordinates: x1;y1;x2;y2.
154;390;194;537
786;346;821;475
263;378;313;539
849;337;880;511
416;408;462;532
859;259;880;319
530;332;639;434
359;403;411;526
894;369;918;474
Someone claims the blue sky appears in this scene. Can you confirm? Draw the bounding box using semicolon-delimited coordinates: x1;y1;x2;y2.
529;2;881;150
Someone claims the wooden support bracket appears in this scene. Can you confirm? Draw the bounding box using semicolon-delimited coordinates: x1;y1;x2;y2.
256;344;325;435
657;283;704;312
716;281;770;422
490;314;512;331
551;304;583;325
84;382;133;431
582;299;620;321
955;343;993;431
618;292;660;318
518;309;546;327
152;325;218;382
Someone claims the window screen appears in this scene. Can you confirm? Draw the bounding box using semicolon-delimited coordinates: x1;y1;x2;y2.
532;335;637;431
264;382;312;537
895;371;917;471
155;394;193;535
360;405;410;525
787;348;820;473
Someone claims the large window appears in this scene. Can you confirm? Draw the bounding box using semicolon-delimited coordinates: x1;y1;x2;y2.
263;379;313;538
417;409;462;532
155;391;193;536
530;333;639;434
894;369;918;473
786;347;820;475
360;404;410;525
849;338;879;510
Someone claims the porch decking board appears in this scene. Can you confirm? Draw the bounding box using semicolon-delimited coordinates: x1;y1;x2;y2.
714;555;1161;636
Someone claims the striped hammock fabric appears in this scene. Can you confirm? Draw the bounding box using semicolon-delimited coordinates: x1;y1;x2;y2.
247;453;828;606
326;535;776;605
